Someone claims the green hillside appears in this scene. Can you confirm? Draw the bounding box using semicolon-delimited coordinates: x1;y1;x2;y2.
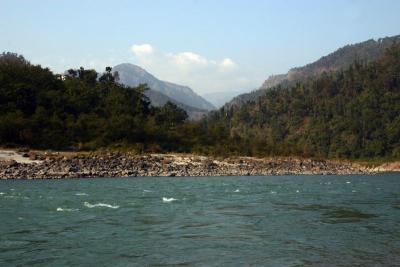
1;41;399;160
201;43;400;159
0;52;192;151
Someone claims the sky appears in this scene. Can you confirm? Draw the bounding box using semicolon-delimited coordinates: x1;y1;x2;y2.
0;0;399;95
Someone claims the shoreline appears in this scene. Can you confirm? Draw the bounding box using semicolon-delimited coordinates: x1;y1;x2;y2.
1;150;398;179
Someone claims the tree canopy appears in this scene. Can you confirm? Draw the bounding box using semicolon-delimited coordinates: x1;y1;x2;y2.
0;53;191;152
200;43;400;159
0;44;399;159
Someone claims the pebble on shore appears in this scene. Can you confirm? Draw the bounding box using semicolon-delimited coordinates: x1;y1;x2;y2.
0;151;377;179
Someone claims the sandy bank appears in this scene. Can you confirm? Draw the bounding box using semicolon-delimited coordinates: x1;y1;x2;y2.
0;150;42;164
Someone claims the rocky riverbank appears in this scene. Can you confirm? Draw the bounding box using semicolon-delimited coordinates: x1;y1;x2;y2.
0;150;385;179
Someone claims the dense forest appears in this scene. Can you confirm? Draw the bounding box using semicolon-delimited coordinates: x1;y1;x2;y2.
0;52;198;152
0;43;399;159
227;35;400;107
202;43;400;159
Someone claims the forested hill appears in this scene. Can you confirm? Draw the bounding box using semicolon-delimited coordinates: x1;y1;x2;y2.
227;35;400;107
0;52;194;151
202;43;400;158
1;43;399;159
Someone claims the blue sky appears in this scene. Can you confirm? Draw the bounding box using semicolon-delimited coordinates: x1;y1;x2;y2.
1;0;399;94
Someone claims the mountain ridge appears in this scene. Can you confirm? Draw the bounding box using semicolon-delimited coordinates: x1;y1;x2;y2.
113;63;215;113
226;34;400;107
204;40;400;158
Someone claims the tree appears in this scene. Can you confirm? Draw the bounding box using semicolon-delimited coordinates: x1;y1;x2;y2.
99;66;115;83
155;102;188;127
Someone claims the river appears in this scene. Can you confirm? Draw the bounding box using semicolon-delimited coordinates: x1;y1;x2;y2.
1;174;399;266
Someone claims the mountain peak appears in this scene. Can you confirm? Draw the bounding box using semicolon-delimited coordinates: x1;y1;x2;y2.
113;63;156;79
113;63;215;113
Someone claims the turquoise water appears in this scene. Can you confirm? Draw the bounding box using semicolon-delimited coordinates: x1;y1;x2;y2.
0;174;400;267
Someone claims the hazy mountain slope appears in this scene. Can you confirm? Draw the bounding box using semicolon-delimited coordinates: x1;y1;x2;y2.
144;89;208;120
284;35;400;82
202;88;251;108
227;35;400;107
205;42;400;158
113;63;215;111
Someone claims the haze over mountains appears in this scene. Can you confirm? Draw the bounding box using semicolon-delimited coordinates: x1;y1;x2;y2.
201;88;251;108
113;63;215;119
113;35;400;116
227;35;400;107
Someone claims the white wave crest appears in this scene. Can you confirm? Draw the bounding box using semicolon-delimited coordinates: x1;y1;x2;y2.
75;193;88;196
234;189;240;192
143;190;152;193
84;202;119;209
56;207;79;212
162;197;177;203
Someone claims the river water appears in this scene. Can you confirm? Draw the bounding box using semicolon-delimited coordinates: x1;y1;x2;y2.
0;174;399;266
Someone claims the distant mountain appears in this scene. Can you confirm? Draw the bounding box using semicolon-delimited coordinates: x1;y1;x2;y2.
227;35;400;107
144;89;209;120
113;63;215;112
202;88;251;108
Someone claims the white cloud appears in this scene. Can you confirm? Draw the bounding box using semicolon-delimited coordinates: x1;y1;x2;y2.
131;44;154;56
219;58;236;69
168;52;208;66
128;43;259;94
